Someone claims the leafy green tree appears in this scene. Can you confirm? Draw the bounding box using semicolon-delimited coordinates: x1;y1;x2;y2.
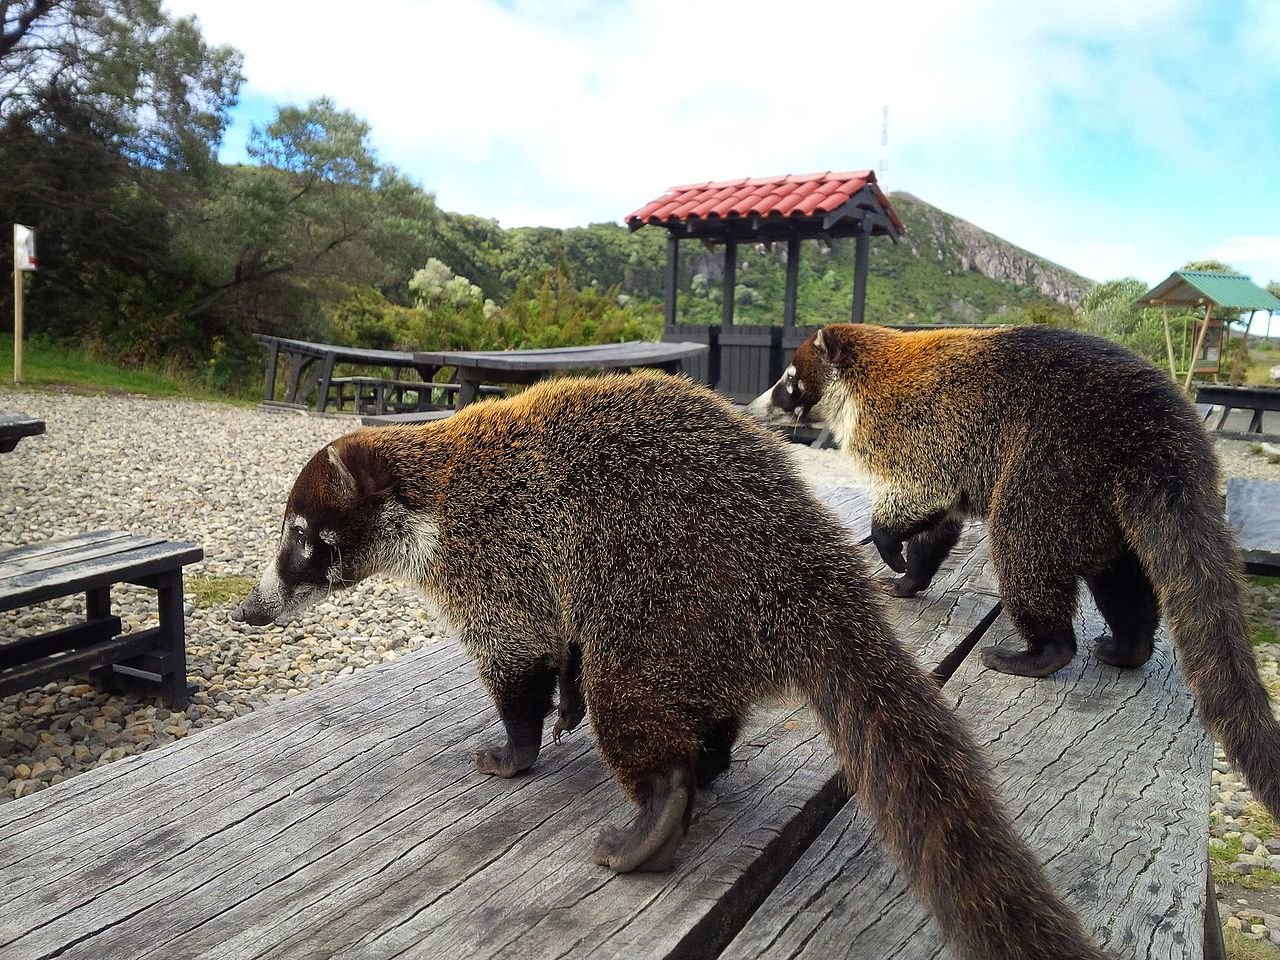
0;0;243;356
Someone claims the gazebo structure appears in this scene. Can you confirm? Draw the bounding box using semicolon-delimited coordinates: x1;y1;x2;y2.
626;170;904;401
1135;271;1280;389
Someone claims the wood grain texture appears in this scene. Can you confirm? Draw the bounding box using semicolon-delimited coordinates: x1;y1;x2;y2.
1227;477;1280;571
722;603;1213;960
0;488;1005;960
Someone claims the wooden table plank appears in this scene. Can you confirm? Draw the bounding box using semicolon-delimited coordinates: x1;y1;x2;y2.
0;535;169;582
0;530;130;566
413;341;708;373
0;539;204;609
0;486;1006;960
1227;477;1280;572
723;604;1213;960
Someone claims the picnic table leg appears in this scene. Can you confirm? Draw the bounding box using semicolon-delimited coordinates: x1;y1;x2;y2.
1248;408;1265;434
86;586;111;620
262;341;280;402
153;568;190;708
455;371;483;409
284;354;313;405
1216;405;1234;430
314;355;337;413
1205;863;1226;960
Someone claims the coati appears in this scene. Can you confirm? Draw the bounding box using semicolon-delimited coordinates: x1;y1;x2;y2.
233;372;1104;960
749;321;1280;823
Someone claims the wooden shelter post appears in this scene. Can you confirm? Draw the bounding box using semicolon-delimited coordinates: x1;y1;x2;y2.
1161;305;1177;378
664;234;679;327
783;235;800;329
722;240;737;329
851;230;869;323
1185;304;1215;391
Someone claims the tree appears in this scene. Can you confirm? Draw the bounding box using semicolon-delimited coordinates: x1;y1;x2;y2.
0;0;243;357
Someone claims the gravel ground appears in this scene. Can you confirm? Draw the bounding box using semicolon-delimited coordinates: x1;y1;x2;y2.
3;386;1280;945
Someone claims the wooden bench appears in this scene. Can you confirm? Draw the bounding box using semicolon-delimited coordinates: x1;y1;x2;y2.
1227;478;1280;573
0;412;45;453
0;531;204;706
1196;384;1280;442
0;489;1218;957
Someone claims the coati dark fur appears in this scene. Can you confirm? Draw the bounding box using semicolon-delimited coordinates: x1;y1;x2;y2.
750;321;1280;822
233;372;1104;960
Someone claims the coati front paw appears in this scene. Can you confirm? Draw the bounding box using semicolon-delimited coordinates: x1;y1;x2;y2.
471;741;540;778
552;702;585;744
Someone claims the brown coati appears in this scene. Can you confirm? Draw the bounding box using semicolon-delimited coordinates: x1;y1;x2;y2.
749;321;1280;822
233;372;1104;960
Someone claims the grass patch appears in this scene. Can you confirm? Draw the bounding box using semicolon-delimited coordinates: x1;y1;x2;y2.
186;574;258;608
0;334;254;406
1251;576;1280;590
1226;927;1280;958
1256;623;1280;647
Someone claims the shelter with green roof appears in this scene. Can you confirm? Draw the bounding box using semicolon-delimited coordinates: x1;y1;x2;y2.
1135;271;1280;387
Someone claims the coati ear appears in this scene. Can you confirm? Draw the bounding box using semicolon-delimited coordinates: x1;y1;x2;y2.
327;439;396;501
814;325;852;366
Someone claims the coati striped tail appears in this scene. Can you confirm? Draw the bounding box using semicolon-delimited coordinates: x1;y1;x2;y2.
800;628;1105;960
1121;490;1280;822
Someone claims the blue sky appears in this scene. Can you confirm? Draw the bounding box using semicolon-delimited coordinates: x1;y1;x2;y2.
167;0;1280;324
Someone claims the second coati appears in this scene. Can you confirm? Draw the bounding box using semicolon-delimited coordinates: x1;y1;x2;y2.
749;321;1280;823
233;372;1104;960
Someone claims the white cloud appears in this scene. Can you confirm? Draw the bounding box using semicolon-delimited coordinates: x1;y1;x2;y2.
163;0;1272;286
1209;235;1280;286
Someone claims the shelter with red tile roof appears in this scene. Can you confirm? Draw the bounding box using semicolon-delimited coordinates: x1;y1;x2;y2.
626;170;903;400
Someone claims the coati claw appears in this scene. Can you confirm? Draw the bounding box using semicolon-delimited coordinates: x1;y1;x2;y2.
869;524;908;573
553;704;585;744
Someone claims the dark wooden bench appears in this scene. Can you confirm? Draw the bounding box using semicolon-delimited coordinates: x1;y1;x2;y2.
1195;384;1280;442
0;531;204;706
0;412;45;453
1227;478;1280;573
0;488;1218;958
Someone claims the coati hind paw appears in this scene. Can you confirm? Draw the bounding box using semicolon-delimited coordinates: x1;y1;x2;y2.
591;767;693;873
879;575;924;598
552;705;585;744
471;741;540;778
980;644;1074;678
1094;633;1154;669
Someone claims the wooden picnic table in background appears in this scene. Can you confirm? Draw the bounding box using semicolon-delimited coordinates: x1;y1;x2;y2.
253;335;442;413
413;340;709;408
0;486;1218;959
0;412;45;453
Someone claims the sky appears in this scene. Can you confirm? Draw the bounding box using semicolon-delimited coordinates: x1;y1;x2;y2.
164;0;1280;326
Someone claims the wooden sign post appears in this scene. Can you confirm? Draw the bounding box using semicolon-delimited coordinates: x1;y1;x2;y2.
13;223;36;383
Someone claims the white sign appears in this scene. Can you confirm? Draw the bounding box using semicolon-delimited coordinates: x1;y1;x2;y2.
14;224;35;271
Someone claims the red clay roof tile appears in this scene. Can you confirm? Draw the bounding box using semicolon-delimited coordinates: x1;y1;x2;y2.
626;170;903;234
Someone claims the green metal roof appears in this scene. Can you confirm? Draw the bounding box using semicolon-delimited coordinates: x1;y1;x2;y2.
1135;271;1280;310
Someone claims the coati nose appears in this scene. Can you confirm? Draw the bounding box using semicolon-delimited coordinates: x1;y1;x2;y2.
231;592;276;627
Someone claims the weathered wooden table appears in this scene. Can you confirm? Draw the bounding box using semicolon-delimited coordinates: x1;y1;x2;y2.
413;341;710;408
1195;383;1280;441
253;335;443;414
0;488;1216;959
1227;478;1280;573
0;412;45;453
